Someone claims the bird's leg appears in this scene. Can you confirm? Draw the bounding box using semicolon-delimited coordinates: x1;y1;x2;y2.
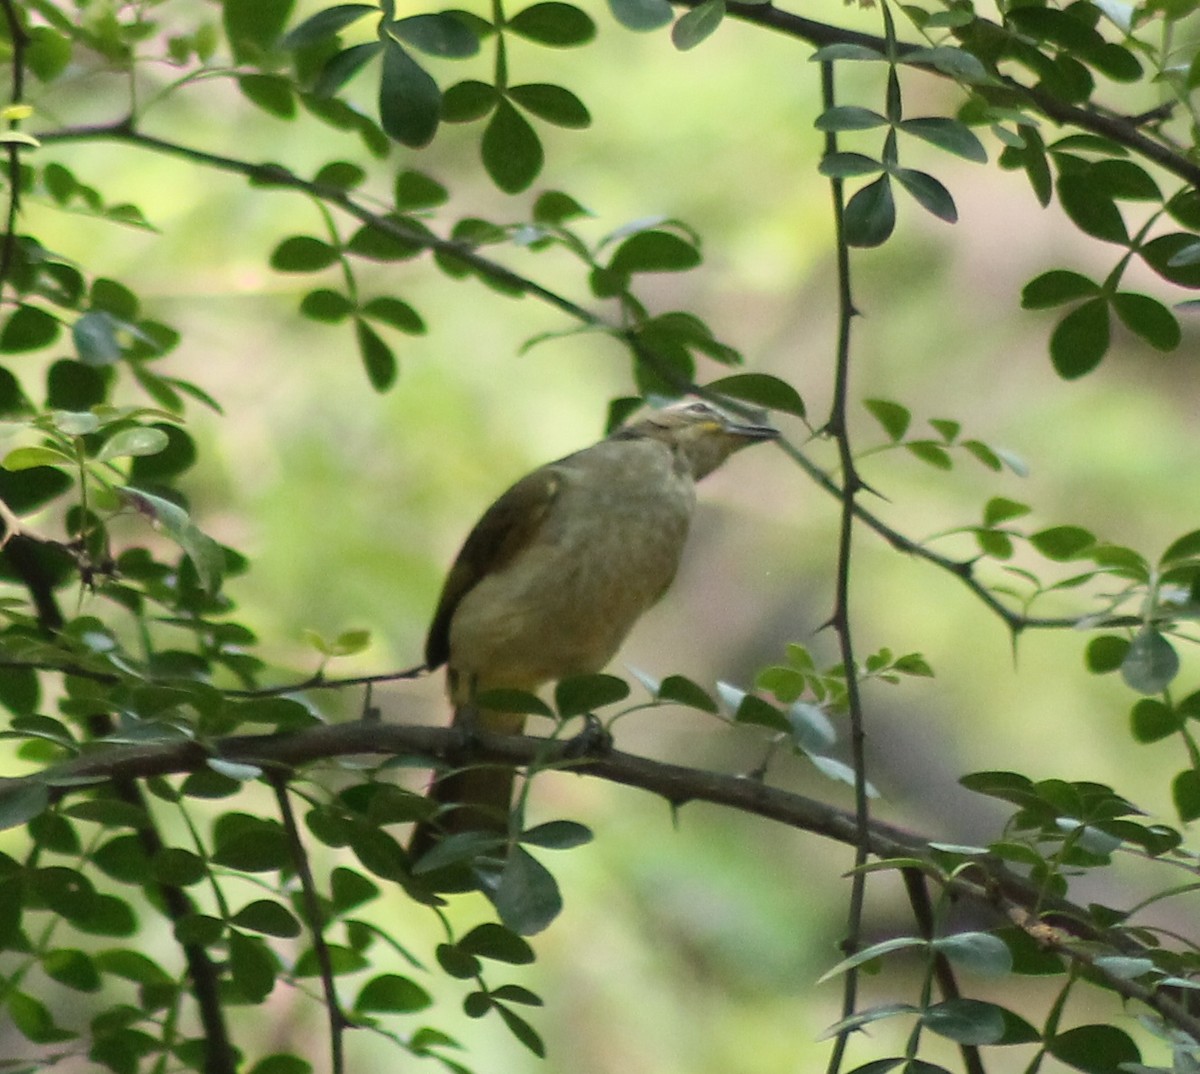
563;712;614;759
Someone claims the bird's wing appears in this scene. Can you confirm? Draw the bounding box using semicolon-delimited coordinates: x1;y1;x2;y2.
424;465;563;670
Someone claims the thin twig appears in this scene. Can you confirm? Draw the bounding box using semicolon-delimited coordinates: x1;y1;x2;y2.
820;58;871;1074
269;771;348;1074
0;0;26;301
902;869;986;1074
83;708;237;1074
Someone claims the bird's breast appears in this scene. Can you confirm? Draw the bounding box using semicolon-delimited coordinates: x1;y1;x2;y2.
448;441;696;693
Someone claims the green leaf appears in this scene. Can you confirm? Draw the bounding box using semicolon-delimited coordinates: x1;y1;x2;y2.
8;990;75;1043
555;673;629;716
657;674;719;713
1111;292;1180;351
706;372;805;419
355;973;432;1013
394;170;448;209
207;758;263;781
355;317;398;392
0;781;49;830
482;98;544;193
507;3;596;45
0;667;40;716
270;236;340;272
508;83;590;128
932;932;1012;977
1089;42;1141;81
96;427;170;463
898;117;987;162
906;440;953;469
282;4;377;49
330;868;379;913
73;311;122;365
231;899;302;937
610;230;701;275
312;162;362;190
1048;1024;1140;1073
224;0;295;62
1091;158;1160;201
313;42;383;98
1173;769;1200;822
442;79;498;122
533;190;590;224
228;929;279;1002
814;106;886;132
493;1001;546;1056
844;174;895;247
818;936;927;982
1050;298;1110;379
2;445;74;471
671;0;725;49
1085;635;1129;674
1121;627;1179;694
153;848;207;886
1;305;59;352
1057;174;1127;243
809;43;886;62
238;74;296;119
1021;270;1100;309
864;398;911;440
983;497;1031;526
27;26;73;81
1029;525;1095;560
361;296;426;334
212;815;291;872
300;289;354;323
390;14;480;58
42;948;101;993
347;221;426;261
818;152;883;179
922;999;1006;1045
117;487;224;594
458;922;536;962
893;167;957;224
519;820;593;849
606;0;674;31
491;846;562;935
1142;232;1200;289
902;45;990;82
378;37;441;148
1131;698;1179;742
249;1057;313;1074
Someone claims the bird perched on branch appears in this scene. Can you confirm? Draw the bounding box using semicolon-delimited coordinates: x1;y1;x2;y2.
409;399;778;858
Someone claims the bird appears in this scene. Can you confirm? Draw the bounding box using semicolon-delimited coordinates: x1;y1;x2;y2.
408;398;779;860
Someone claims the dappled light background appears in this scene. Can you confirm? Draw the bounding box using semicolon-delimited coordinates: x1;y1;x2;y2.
18;0;1200;1069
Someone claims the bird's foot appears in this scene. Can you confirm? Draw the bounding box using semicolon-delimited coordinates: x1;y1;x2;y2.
562;713;613;759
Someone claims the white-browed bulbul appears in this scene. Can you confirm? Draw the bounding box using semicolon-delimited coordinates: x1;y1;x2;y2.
409;399;778;856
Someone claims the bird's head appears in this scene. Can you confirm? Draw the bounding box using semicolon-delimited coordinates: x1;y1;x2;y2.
618;399;779;479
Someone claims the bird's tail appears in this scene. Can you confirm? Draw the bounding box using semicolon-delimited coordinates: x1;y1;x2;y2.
407;707;525;863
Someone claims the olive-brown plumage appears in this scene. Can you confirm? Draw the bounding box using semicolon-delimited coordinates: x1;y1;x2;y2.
411;400;777;855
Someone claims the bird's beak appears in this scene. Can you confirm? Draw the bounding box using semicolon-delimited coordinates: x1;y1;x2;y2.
720;414;780;442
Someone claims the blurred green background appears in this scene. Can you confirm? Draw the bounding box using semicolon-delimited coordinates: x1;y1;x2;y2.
16;0;1200;1068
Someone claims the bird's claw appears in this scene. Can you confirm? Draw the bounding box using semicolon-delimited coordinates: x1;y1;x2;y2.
562;713;613;759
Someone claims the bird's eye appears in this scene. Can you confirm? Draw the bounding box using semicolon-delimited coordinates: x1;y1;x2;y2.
684;402;710;415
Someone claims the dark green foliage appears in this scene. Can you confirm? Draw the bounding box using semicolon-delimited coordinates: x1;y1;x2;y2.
5;1;1200;1072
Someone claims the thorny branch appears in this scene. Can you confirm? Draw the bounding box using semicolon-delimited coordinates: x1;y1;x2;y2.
2;717;1199;1040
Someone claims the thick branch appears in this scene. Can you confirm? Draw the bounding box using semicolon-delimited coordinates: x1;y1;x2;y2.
8;718;1199;1037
